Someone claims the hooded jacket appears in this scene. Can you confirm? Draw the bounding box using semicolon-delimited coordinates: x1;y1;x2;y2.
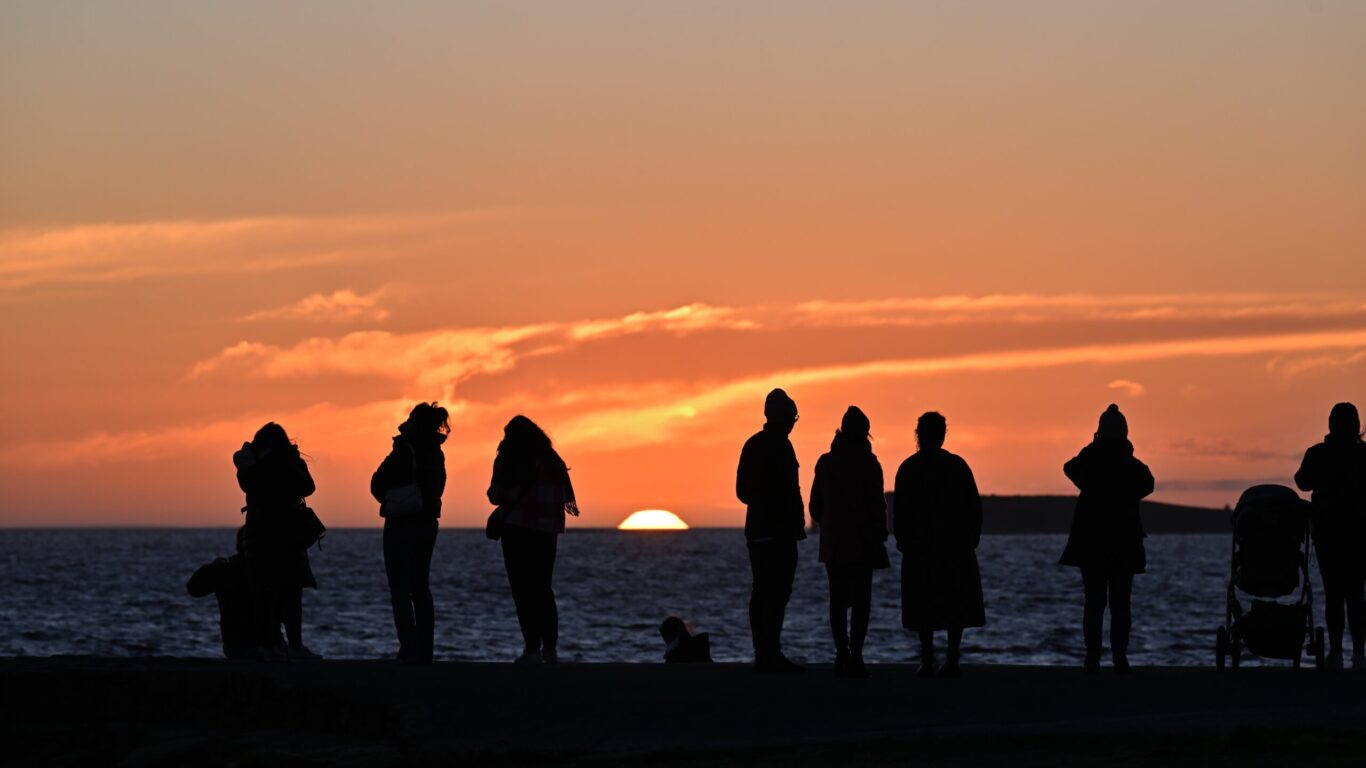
371;428;447;518
1058;438;1154;574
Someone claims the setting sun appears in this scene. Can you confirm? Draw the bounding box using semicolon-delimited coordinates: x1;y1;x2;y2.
618;510;690;531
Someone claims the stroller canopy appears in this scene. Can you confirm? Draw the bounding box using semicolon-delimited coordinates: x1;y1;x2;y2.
1232;484;1310;598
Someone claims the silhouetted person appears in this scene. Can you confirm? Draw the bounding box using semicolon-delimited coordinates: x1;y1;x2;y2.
736;388;806;674
487;415;579;664
894;412;984;678
1059;404;1154;675
371;402;450;665
187;527;254;660
660;616;713;663
233;422;317;662
809;406;888;678
1295;402;1366;671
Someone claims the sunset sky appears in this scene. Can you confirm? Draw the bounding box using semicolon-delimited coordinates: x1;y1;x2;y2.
2;1;1363;527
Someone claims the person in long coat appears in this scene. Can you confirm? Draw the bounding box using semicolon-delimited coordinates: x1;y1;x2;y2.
894;411;984;677
1059;404;1154;675
233;422;316;661
371;402;449;665
809;406;888;678
1295;402;1366;670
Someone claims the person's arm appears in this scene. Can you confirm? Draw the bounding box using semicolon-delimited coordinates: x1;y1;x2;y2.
1294;446;1319;492
891;462;909;551
487;454;519;505
292;453;316;499
1063;448;1089;491
370;448;401;503
433;449;447;503
1131;457;1155;500
736;438;756;506
871;458;888;538
808;457;826;526
962;459;983;549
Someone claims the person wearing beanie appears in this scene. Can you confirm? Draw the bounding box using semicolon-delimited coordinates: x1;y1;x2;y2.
736;387;807;674
1059;404;1155;675
893;411;985;678
1295;402;1366;671
809;406;888;678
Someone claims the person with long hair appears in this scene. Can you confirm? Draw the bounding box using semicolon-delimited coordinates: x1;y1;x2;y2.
371;402;450;665
809;406;888;678
1295;402;1366;671
233;422;317;661
1059;404;1154;675
487;415;578;664
894;412;984;677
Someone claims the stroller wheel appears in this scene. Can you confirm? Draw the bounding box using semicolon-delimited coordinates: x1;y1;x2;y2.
1230;634;1242;671
1314;627;1326;671
1216;626;1228;672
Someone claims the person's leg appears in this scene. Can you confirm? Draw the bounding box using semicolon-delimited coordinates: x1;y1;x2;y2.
917;630;936;667
539;532;559;655
1346;565;1366;660
410;519;438;663
849;566;872;657
1321;555;1346;657
501;527;540;653
1081;569;1107;670
826;564;850;658
1109;573;1134;672
770;540;798;658
748;541;773;661
384;521;416;659
946;627;963;658
284;587;303;648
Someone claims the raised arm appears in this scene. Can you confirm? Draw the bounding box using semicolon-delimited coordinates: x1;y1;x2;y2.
1294;446;1320;492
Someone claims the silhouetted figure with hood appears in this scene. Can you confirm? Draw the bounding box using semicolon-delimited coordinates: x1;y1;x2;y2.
187;526;254;660
894;412;984;677
1295;402;1366;671
736;388;806;674
809;406;888;678
1059;404;1154;674
233;422;317;661
371;402;449;665
487;415;579;664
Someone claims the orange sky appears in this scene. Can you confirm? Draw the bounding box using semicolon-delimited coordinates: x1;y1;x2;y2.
1;2;1363;526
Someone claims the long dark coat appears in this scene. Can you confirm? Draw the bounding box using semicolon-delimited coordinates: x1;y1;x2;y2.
893;447;985;631
236;446;317;588
809;439;888;567
1058;439;1154;575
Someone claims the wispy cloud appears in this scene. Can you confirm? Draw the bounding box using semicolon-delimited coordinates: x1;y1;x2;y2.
1108;379;1146;397
242;289;391;323
0;209;519;293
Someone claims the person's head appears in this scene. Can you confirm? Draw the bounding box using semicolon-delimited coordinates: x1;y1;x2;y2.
500;414;553;454
660;615;689;643
832;405;871;451
251;422;293;457
400;401;451;441
1328;402;1363;444
916;411;947;451
1095;403;1128;442
764;388;798;434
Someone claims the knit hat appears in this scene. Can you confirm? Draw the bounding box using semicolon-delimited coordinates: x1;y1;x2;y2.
764;388;798;421
840;406;870;438
1097;403;1128;440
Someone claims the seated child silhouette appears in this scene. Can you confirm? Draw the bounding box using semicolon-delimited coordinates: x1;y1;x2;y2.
660;616;712;663
186;527;254;660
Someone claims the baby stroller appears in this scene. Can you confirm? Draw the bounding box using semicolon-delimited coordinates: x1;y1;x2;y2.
1216;484;1323;671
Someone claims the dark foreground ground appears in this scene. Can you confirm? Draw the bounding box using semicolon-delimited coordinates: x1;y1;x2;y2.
3;658;1366;766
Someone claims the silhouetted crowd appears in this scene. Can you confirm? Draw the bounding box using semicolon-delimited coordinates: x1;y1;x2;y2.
189;395;1366;676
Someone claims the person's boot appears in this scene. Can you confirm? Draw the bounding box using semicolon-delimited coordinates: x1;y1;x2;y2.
834;648;850;678
1083;651;1101;675
1113;652;1131;675
542;646;559;665
916;649;936;678
938;650;962;678
1327;648;1344;672
769;653;805;675
289;644;323;662
848;651;869;679
515;647;543;665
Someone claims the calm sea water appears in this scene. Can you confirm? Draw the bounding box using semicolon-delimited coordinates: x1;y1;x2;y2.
0;530;1319;667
